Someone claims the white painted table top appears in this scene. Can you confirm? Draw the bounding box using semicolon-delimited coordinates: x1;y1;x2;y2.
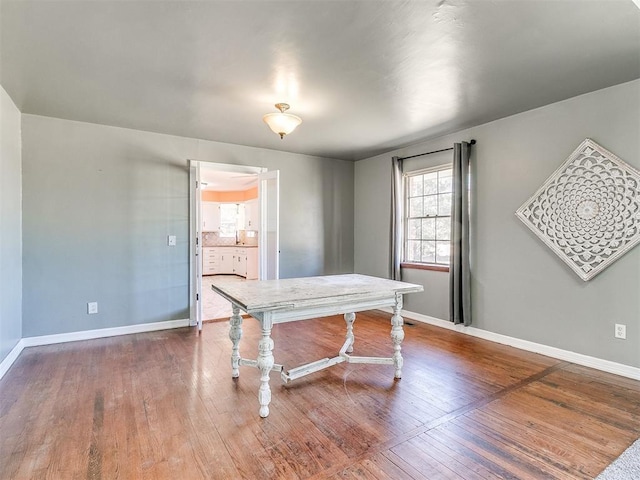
210;274;423;313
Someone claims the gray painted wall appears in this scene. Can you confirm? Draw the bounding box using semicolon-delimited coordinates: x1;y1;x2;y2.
22;115;354;337
355;80;640;368
0;86;22;362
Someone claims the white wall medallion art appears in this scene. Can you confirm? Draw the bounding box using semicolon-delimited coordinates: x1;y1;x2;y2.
516;138;640;281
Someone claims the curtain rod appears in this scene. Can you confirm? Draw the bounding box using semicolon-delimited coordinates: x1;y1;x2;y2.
397;139;476;161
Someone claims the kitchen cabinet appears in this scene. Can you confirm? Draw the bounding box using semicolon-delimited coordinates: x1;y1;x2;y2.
202;246;258;278
245;199;259;230
233;252;247;276
202;247;218;275
232;247;258;279
219;250;234;273
202;247;232;275
202;202;219;231
245;248;258;279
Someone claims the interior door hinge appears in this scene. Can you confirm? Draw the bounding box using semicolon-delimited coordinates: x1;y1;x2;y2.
196;293;199;301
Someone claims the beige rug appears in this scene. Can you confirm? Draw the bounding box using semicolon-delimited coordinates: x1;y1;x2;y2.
596;438;640;479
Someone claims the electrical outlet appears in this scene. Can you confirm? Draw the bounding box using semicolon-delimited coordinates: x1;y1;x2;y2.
87;302;98;315
614;323;626;339
168;235;177;246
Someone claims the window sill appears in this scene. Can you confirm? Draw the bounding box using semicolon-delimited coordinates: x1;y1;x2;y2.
401;262;449;273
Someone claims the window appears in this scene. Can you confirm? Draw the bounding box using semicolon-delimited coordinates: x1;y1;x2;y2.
404;165;452;266
218;203;245;238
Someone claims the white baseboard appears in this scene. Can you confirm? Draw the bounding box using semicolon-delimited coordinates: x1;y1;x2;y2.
21;318;191;347
383;308;640;381
0;339;26;380
0;319;191;380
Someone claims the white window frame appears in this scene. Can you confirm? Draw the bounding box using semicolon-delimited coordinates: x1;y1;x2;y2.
403;164;453;268
218;203;240;238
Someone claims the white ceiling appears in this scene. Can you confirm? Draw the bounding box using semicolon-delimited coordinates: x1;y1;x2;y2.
200;170;257;191
1;1;638;161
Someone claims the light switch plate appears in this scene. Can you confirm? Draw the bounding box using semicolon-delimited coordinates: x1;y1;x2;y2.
87;302;98;314
168;235;177;246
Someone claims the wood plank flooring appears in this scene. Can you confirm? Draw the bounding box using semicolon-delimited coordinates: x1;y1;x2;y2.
1;310;639;479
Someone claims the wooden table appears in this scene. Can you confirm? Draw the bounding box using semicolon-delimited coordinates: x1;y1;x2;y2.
210;274;424;417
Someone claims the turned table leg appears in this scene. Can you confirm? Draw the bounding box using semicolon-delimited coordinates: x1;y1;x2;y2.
391;293;405;379
257;319;275;418
229;305;243;378
344;312;356;353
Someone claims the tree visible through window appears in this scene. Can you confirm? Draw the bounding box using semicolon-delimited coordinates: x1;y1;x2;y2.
405;166;452;265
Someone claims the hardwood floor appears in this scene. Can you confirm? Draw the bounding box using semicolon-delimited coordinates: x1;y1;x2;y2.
1;311;639;479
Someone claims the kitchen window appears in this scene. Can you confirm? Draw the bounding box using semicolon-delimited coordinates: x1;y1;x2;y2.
403;165;452;268
218;203;245;238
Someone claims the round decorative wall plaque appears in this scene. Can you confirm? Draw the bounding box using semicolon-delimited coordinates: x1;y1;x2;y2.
516;138;640;281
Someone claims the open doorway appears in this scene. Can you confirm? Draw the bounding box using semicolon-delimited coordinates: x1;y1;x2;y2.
188;161;279;330
200;169;259;321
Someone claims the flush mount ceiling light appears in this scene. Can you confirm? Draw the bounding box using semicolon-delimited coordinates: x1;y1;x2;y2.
262;103;302;139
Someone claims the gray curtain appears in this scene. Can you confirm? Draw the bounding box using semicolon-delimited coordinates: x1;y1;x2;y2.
450;142;472;325
390;156;403;280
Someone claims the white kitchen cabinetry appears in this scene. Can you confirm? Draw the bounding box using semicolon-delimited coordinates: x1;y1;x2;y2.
202;246;258;278
202;247;218;275
232;247;258;279
202;202;219;231
245;248;258;280
219;250;234;273
202;247;232;275
245;199;259;230
233;252;247;276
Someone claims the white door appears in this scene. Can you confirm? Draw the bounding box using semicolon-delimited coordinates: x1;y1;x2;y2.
258;170;279;280
189;161;203;330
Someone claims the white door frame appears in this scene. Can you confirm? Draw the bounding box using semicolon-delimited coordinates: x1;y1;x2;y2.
258;170;280;281
188;161;203;330
188;160;278;330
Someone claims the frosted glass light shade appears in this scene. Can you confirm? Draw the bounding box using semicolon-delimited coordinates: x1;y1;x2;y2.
263;112;302;139
263;103;302;139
